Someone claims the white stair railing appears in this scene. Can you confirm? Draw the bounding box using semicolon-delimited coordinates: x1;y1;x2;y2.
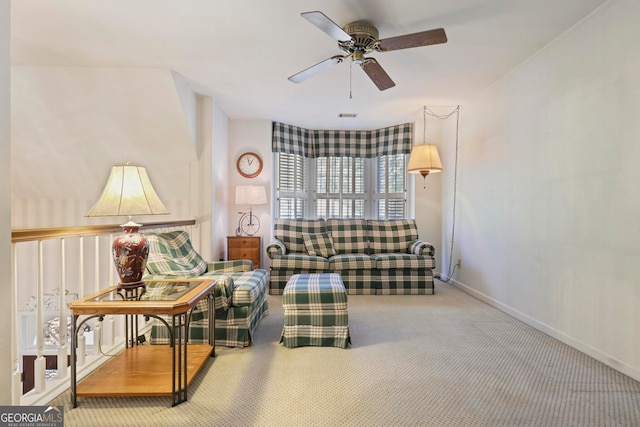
11;219;196;405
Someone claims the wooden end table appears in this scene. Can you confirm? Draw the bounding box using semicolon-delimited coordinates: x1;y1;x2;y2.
68;279;216;407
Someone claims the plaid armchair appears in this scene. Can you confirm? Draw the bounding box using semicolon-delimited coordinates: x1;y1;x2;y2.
266;219;435;295
144;231;269;347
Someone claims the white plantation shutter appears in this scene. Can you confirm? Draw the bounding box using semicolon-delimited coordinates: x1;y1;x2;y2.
375;154;406;219
277;153;306;219
315;157;367;219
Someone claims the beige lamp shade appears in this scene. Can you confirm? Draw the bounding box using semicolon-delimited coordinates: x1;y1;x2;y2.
235;185;268;206
86;165;169;288
86;165;170;217
407;144;443;177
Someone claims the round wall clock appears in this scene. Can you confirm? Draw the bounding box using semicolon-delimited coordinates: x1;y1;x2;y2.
236;152;263;178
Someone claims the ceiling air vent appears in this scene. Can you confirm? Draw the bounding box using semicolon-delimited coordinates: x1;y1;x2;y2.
339;113;357;118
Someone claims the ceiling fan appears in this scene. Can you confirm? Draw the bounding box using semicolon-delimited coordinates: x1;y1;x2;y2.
288;11;448;91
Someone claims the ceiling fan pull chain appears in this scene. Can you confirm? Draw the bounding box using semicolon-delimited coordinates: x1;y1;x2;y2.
349;59;353;99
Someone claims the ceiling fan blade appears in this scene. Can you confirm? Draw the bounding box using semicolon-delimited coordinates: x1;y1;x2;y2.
288;55;345;84
301;11;352;42
378;28;447;51
361;58;395;91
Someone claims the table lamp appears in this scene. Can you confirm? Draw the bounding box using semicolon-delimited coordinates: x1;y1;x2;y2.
235;185;267;236
86;164;169;289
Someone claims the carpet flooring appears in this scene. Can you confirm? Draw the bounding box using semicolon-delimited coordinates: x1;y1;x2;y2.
50;282;640;426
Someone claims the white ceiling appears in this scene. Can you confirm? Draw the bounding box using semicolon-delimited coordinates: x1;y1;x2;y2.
10;0;608;130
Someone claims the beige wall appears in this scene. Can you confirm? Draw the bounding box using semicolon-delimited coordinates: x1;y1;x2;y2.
227;119;272;268
448;0;640;380
1;0;11;405
411;109;447;264
11;67;197;229
210;100;230;262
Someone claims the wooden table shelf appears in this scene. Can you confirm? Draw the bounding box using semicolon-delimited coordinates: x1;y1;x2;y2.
77;344;212;397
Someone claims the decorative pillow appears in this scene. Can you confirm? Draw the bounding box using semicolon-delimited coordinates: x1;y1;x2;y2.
303;232;337;258
326;219;369;254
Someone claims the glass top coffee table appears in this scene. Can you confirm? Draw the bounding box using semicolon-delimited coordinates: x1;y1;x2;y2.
68;279;216;407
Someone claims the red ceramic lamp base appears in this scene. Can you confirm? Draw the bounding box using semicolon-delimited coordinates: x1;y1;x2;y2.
112;220;149;289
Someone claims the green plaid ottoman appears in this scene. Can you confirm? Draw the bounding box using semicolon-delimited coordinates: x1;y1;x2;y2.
280;273;351;349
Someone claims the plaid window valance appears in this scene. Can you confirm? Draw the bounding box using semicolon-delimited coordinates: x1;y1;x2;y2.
272;121;412;158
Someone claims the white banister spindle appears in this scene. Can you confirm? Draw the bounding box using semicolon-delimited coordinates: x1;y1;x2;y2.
92;235;101;354
105;232;116;346
79;237;84;297
76;236;85;367
109;233;114;285
94;235;100;293
57;238;68;378
11;243;21;404
34;241;46;393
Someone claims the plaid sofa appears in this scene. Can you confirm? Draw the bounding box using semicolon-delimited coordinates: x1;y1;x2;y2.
144;230;269;347
266;219;435;295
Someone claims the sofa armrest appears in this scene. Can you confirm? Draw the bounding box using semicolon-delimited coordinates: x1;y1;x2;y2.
409;240;435;256
207;260;254;273
266;239;287;258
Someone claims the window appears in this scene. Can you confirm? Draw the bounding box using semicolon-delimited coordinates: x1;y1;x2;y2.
276;153;306;218
272;121;412;219
276;153;406;219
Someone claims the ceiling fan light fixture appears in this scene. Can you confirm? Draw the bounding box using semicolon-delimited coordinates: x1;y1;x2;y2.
289;11;447;91
352;50;365;65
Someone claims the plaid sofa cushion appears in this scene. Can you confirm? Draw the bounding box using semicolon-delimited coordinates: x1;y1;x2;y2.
326;219;368;254
329;253;376;270
274;219;327;253
367;220;418;253
146;231;208;276
372;253;436;270
282;273;347;310
303;232;337;258
269;254;331;271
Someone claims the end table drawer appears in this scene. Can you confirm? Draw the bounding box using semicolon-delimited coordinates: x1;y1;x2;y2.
228;238;259;248
228;248;259;261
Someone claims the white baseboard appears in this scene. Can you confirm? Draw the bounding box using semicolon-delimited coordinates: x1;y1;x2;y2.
442;276;640;383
